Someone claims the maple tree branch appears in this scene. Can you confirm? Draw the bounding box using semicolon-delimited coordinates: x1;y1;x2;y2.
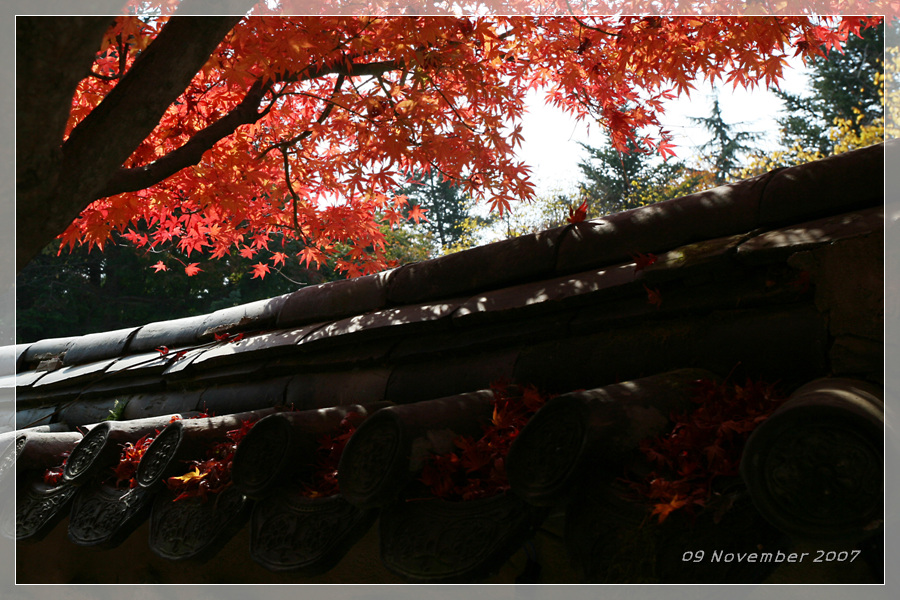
251;56;410;160
562;3;620;38
88;34;128;81
280;148;302;231
374;75;401;111
61;17;242;195
423;160;467;187
100;78;270;197
117;35;128;76
18;16;245;269
418;72;478;135
17;15;121;271
280;57;407;86
88;70;121;82
258;73;346;158
572;17;620;38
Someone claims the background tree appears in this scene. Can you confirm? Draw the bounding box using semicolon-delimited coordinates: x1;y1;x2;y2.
16;211;437;342
774;23;884;156
577;138;709;216
688;96;762;184
482;190;574;239
16;14;881;278
400;170;474;252
15;234;332;343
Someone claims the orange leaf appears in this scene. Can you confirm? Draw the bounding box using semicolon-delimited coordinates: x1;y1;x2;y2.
270;251;288;267
298;246;325;269
651;494;689;523
52;15;871;282
168;466;206;485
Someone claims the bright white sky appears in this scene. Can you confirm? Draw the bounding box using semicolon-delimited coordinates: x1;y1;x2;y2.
517;57;811;198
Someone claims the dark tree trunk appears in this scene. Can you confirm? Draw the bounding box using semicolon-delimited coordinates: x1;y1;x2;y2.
16;16;242;272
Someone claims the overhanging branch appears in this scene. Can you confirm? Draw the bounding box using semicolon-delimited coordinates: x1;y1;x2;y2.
57;16;242;204
100;56;406;198
99;79;270;197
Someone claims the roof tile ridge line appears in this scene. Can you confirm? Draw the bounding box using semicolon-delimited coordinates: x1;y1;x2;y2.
119;326;143;359
19;347;192;429
292;319;331;345
754;164;789;228
552;220;582;276
431;217;575;322
11;343;33;373
39;336;247;423
547;186;698;276
424;220;582;327
121;290;297;356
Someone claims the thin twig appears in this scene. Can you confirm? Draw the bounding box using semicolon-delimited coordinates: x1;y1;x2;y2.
257;73;346;159
564;2;620;38
280;148;301;232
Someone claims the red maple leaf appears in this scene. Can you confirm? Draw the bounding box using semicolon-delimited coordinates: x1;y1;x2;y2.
226;419;256;444
43;467;64;486
631;252;658;273
419;382;550;500
628;377;790;522
122;230;150;247
656;137;677;161
250;262;270;279
166;419;259;502
298;246;325;269
567;200;588;224
36;15;880;282
407;204;428;224
184;263;202;276
644;284;662;308
151;260;168;273
455;436;494;474
270;251;288;267
112;433;156;488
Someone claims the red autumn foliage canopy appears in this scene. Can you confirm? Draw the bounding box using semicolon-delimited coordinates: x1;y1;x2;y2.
46;13;880;278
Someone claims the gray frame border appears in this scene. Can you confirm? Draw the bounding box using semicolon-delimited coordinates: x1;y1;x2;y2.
1;3;894;600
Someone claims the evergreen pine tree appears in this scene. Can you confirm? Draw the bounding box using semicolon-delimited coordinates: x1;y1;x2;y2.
577;138;706;217
400;170;474;251
688;96;762;185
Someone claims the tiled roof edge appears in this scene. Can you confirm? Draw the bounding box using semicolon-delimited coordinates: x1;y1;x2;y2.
9;142;885;371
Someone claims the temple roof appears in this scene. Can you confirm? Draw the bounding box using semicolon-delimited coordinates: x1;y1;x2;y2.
3;142;886;584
